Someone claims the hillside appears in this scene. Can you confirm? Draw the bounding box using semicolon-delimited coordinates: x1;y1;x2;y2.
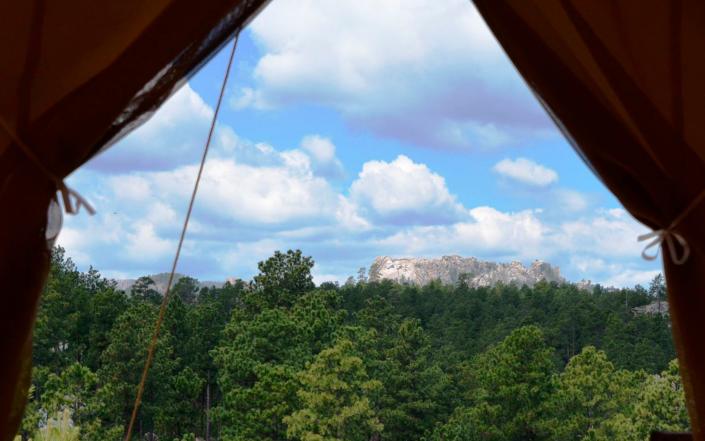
114;272;227;293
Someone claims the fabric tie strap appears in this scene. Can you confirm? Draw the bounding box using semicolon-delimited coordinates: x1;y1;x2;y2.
638;229;689;265
0;116;94;215
638;189;705;265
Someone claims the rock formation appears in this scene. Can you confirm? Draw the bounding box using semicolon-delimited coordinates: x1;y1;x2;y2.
368;255;563;287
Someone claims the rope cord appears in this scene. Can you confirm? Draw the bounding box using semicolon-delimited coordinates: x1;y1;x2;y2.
0;117;95;215
124;34;239;440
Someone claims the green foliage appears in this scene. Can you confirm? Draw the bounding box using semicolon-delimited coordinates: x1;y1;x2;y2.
427;403;503;441
374;318;454;440
23;247;687;440
473;326;556;440
542;346;643;440
284;338;383;441
131;276;162;305
213;287;343;440
628;359;690;439
251;249;315;309
173;276;200;305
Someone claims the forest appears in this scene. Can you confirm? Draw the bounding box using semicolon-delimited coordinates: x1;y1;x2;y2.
19;247;689;440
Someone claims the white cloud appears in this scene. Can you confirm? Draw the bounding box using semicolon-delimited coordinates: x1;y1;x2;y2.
554;188;589;212
604;269;661;288
300;135;344;179
109;175;152;202
493;157;558;187
243;0;552;149
220;238;286;274
61;81;658;287
87;84;214;172
142;158;338;227
568;256;661;288
349;155;465;225
125;222;174;262
230;87;268;110
335;195;372;231
556;208;650;259
56;211;174;273
377;206;546;259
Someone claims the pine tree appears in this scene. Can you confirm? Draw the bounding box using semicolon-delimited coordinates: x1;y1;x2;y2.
284;338;383;441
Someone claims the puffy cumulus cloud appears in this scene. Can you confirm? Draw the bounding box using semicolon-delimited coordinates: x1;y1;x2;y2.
376;206;546;259
335;195;372;231
124;222;175;262
65;141;657;287
493;157;559;187
134;158;338;228
556;208;650;259
61;166;659;287
300;135;344;179
349;155;465;225
215;128;344;180
243;0;553;149
215;126;284;167
56;211;174;276
59;78;655;286
87;84;214;172
199;159;337;226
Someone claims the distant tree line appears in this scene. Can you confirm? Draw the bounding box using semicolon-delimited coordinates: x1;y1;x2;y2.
19;247;686;440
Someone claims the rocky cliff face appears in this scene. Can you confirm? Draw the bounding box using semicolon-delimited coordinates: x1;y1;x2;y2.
368;255;563;287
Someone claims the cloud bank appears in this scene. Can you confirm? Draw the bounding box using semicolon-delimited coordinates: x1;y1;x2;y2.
235;0;554;149
62;84;656;287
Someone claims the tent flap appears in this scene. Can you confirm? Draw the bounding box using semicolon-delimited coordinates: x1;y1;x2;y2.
473;1;705;438
0;1;268;439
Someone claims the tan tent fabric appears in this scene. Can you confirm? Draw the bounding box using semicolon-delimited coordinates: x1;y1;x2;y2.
0;1;268;438
652;432;694;441
472;0;705;438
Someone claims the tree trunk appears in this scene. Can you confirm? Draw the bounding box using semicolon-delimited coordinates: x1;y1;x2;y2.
206;380;211;441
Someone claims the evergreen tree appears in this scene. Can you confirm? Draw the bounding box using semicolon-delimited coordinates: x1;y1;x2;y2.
23;248;685;440
284;338;383;441
470;325;556;440
543;346;643;440
251;249;315;309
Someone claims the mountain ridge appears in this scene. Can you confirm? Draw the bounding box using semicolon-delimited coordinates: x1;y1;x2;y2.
113;256;575;292
113;273;229;294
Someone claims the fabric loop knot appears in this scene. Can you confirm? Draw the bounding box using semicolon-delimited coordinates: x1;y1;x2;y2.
638;229;690;265
0;116;94;216
57;181;96;215
637;189;705;265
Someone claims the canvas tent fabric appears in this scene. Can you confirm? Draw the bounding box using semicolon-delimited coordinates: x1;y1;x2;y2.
472;0;705;439
2;0;704;439
0;1;268;438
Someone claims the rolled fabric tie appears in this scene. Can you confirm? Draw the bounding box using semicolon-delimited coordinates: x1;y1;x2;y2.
57;181;95;215
0;116;94;216
637;189;705;265
638;229;689;265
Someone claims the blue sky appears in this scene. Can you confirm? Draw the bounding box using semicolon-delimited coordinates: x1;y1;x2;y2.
60;0;661;287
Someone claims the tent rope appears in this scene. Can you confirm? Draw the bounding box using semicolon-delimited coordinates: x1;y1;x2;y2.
124;33;240;441
638;189;705;265
0;117;95;216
